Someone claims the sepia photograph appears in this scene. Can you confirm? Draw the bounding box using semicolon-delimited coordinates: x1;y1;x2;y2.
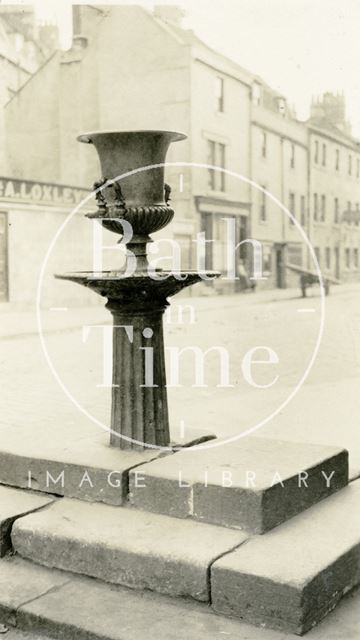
0;1;359;638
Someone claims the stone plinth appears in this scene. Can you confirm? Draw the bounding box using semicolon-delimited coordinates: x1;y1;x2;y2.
0;432;215;506
129;437;348;532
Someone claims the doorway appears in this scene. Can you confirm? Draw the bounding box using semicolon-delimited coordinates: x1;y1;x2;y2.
0;212;8;301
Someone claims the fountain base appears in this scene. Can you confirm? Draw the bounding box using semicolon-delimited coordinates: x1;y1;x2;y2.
56;270;219;449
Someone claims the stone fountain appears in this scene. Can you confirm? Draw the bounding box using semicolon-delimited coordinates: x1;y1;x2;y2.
57;130;217;450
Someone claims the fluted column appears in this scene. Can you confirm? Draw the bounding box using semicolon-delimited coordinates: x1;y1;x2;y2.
107;302;170;450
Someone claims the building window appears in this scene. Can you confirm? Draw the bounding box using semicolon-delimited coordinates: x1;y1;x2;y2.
290;143;295;168
314;247;321;265
325;247;331;270
322;143;326;166
215;76;224;113
300;195;306;226
334;197;339;224
354;248;359;268
335;149;340;171
314;140;319;164
347;201;352;223
345;248;351;268
313;193;318;221
357;158;360;178
348;154;352;176
261;131;267;158
260;187;266;222
321;194;326;221
207;140;226;191
289;192;295;224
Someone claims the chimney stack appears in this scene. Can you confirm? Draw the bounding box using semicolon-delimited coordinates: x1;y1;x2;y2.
71;5;87;50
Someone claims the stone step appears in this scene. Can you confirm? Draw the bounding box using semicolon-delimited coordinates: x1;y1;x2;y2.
11;497;247;602
0;556;292;640
0;485;54;557
129;437;348;532
211;480;360;635
0;551;359;640
8;482;360;635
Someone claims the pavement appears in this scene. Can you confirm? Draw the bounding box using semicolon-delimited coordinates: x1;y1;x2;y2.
0;631;52;639
1;281;360;470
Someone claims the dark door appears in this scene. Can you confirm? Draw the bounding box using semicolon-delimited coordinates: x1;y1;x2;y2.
334;247;340;279
238;215;248;259
0;212;8;301
275;244;286;288
200;212;213;270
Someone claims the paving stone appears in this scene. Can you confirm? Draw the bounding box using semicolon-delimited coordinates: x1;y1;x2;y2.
12;497;247;602
0;557;68;626
211;481;360;635
129;437;348;532
0;486;54;556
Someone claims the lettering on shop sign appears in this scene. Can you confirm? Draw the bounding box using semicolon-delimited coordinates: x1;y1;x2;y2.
0;177;90;206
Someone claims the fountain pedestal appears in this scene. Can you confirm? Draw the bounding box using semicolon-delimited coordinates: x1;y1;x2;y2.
57;130;218;450
109;303;168;449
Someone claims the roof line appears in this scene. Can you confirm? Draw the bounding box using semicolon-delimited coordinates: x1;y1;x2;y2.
307;122;360;149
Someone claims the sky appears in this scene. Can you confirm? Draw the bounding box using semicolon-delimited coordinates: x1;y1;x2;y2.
31;0;360;136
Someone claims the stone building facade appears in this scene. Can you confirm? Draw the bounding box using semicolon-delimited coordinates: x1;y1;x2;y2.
307;94;360;283
1;5;360;305
250;83;309;289
0;6;59;301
